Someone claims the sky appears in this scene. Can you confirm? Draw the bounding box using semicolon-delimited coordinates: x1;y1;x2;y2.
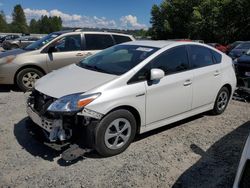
0;0;162;30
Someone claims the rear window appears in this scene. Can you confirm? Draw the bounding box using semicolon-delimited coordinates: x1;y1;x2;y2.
113;35;132;44
85;34;114;50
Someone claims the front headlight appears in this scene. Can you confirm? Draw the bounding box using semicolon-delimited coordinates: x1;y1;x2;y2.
47;93;101;113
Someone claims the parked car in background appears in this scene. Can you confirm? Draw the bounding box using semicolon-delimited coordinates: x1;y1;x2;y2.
207;43;227;53
0;34;20;45
27;40;236;157
229;42;250;60
0;30;135;91
233;133;250;188
226;41;244;54
193;40;205;43
234;49;250;77
2;36;41;50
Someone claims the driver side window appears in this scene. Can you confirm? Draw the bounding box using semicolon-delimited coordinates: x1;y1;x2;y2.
53;35;81;52
128;45;189;84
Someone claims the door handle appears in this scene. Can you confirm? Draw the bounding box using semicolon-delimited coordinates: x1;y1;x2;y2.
76;53;84;56
214;70;220;76
183;79;192;86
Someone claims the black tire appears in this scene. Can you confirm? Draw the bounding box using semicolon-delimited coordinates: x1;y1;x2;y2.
16;68;44;91
94;109;137;157
211;87;230;115
11;44;19;50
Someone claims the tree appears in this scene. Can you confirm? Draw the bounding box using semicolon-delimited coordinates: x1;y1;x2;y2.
0;11;8;32
29;19;38;33
149;0;250;43
11;4;28;33
29;16;62;34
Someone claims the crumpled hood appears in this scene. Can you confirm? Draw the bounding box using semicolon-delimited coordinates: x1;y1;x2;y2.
35;64;118;98
0;48;25;58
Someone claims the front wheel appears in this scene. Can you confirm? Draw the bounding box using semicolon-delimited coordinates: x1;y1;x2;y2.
211;87;230;115
16;68;44;91
94;109;137;157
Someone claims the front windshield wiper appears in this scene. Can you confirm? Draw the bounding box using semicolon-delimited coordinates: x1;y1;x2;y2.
83;64;111;74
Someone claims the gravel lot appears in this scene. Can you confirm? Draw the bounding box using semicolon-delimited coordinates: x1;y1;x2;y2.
0;86;250;188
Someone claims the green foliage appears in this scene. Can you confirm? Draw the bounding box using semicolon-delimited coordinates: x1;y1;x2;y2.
149;0;250;43
0;4;62;34
11;4;29;33
29;16;62;34
0;11;8;32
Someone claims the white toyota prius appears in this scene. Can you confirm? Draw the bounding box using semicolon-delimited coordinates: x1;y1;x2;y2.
27;40;237;156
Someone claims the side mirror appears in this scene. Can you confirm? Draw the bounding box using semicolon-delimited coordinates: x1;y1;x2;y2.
48;46;57;53
150;68;165;81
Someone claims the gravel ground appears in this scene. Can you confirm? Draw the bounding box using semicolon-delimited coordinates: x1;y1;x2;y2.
0;86;250;188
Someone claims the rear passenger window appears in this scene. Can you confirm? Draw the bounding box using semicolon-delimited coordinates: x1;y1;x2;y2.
113;35;132;44
211;50;222;64
188;45;214;68
85;34;114;50
150;46;189;75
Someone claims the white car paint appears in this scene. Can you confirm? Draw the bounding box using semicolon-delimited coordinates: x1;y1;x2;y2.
34;40;237;134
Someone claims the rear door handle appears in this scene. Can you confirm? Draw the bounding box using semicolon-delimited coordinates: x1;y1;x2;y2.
214;70;220;76
183;79;192;86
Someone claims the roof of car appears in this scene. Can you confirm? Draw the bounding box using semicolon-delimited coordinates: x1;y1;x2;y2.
52;30;133;37
123;40;177;48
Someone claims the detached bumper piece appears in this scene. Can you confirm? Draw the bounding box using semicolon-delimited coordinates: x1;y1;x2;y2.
239;160;250;188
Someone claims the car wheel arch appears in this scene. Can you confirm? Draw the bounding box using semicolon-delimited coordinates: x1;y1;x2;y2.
104;105;141;134
14;65;46;84
222;83;232;97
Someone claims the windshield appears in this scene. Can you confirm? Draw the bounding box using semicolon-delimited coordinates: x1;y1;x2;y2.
24;33;61;50
235;43;250;50
77;45;159;75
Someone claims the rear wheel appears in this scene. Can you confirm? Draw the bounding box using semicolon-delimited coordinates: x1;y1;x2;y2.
94;109;137;157
16;68;44;91
211;87;230;115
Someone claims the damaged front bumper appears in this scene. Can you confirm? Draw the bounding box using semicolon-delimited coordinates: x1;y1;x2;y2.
26;90;103;144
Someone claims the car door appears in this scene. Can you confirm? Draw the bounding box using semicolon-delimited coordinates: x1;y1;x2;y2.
145;45;193;125
46;34;84;71
83;33;115;56
187;45;222;109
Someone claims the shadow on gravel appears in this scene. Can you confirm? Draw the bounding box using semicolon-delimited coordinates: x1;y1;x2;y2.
0;84;21;92
172;121;250;188
135;114;204;142
14;117;61;161
13;114;205;166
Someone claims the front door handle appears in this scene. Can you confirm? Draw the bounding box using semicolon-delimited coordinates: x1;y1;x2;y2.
214;70;220;76
183;79;192;86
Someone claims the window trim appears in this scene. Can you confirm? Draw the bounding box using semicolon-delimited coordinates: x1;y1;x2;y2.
127;45;190;85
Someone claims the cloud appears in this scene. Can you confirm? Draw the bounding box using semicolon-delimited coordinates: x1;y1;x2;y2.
23;8;117;28
7;8;146;30
120;15;147;30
